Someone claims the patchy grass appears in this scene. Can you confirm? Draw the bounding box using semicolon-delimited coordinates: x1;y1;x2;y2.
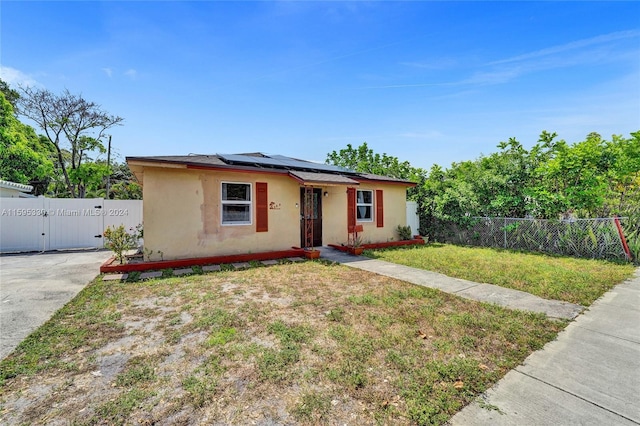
365;244;635;306
0;262;565;425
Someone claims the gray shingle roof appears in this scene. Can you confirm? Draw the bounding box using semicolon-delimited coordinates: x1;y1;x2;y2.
127;153;415;186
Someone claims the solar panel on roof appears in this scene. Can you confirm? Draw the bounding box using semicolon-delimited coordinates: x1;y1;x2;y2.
268;155;352;173
217;153;354;173
217;153;286;167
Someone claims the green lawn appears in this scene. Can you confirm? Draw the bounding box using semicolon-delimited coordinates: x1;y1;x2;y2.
365;244;636;306
0;261;564;425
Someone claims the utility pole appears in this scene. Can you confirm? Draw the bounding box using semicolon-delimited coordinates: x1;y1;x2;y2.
105;135;112;199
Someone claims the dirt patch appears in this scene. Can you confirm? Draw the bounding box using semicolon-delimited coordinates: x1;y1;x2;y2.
0;262;563;425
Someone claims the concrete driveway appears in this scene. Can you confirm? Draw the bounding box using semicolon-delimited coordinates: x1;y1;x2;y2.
0;250;112;360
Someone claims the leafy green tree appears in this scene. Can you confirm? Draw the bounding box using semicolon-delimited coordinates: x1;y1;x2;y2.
603;132;640;216
17;86;123;198
106;161;142;199
69;161;110;198
108;180;142;200
0;79;19;111
0;92;54;189
326;142;420;180
527;132;614;218
326;142;427;230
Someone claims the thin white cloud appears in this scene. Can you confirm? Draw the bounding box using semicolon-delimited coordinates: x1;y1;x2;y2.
488;30;640;66
359;81;456;89
102;67;114;78
124;69;137;79
461;68;523;86
399;131;443;140
401;58;458;70
466;30;640;86
0;66;39;87
366;30;639;90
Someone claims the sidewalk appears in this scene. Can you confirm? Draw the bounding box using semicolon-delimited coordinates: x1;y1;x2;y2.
320;247;640;425
450;268;640;425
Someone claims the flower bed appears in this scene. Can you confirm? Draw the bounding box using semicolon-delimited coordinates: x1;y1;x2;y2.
328;236;425;253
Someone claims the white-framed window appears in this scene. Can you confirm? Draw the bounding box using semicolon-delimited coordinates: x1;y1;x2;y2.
356;189;373;222
221;182;252;225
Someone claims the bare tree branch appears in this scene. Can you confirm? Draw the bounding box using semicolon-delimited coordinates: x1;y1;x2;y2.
17;86;123;198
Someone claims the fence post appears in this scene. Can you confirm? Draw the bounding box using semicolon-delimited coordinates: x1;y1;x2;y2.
504;217;507;249
614;216;632;261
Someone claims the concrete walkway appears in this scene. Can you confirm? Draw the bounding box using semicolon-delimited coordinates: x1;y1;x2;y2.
320;247;640;425
319;247;583;320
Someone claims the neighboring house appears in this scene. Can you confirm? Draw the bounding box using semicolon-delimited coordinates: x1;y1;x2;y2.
0;179;34;198
127;153;416;260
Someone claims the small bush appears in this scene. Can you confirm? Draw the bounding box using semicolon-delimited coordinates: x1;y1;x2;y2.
103;225;138;264
397;225;413;240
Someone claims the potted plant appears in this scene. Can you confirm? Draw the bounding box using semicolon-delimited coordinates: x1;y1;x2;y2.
304;248;321;259
348;235;364;255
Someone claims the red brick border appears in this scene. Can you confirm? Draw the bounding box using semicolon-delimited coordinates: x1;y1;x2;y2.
100;248;307;273
328;237;425;253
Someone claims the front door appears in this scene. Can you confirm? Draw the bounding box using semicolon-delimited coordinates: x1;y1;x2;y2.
300;187;322;247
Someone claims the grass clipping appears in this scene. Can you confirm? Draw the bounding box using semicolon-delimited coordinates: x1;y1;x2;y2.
0;262;564;425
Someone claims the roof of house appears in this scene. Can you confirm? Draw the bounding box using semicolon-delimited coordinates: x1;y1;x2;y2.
127;153;416;187
0;179;33;193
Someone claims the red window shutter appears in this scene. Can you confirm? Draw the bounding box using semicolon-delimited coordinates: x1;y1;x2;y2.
256;182;268;232
376;189;384;227
347;187;356;232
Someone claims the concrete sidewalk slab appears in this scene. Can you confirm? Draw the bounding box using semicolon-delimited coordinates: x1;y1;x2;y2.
0;250;111;360
572;281;640;343
455;283;583;320
319;247;583;319
449;371;638;426
346;258;478;293
140;271;162;279
449;269;640;425
173;268;193;276
516;326;640;422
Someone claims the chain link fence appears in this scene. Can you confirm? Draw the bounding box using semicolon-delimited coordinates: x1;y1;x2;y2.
430;217;630;261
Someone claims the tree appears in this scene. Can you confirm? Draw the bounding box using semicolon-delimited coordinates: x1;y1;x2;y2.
0;79;19;111
0;92;54;189
326;142;425;199
326;142;418;180
603;132;640;216
105;162;142;199
326;142;428;232
17;87;123;198
526;132;614;218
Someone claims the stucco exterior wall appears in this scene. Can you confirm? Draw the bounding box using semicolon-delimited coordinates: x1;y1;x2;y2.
141;166;410;260
143;167;301;259
354;183;408;245
320;184;409;246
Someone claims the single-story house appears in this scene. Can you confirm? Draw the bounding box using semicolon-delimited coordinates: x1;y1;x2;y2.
127;153;416;260
0;179;34;198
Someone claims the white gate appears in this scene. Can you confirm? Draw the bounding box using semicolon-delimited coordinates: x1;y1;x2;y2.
0;198;142;253
406;201;419;236
46;198;105;250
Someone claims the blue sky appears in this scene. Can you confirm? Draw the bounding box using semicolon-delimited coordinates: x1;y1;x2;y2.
2;1;639;170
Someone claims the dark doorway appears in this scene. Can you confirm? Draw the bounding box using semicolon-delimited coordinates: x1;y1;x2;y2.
300;187;322;247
